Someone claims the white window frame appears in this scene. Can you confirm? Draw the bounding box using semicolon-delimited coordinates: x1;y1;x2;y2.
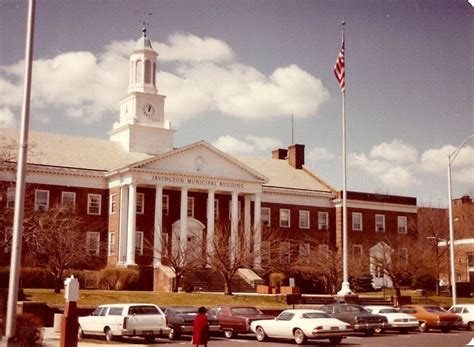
86;232;100;256
279;208;290;228
136;231;144;256
87;194;102;215
108;232;115;256
188;197;195;217
109;193;117;214
136;192;145;214
34;189;49;211
280;241;291;264
397;216;407;234
6;187;15;209
261;207;271;226
299;243;310;257
61;191;76;210
352;212;363;231
163;195;169;216
318;212;328;230
352;244;363;256
375;214;385;232
299;210;310;229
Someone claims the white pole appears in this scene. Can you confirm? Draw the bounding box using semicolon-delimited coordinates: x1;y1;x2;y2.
337;21;351;296
5;0;36;342
447;134;474;306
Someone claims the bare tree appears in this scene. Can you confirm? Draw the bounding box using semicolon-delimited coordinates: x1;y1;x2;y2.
23;207;103;293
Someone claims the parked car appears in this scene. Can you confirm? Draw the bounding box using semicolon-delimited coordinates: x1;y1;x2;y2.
448;304;474;331
216;305;276;338
400;304;463;332
206;307;224;334
319;303;388;336
78;303;170;343
250;309;352;345
163;306;221;339
364;305;418;333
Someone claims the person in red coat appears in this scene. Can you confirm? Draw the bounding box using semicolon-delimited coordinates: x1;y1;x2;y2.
192;306;209;347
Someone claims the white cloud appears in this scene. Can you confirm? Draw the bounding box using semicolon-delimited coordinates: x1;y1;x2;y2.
369;140;418;163
307;147;336;162
0;107;17;128
212;135;283;156
0;32;329;126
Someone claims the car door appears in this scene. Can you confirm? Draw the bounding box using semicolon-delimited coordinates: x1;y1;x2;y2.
82;306;109;334
265;312;294;338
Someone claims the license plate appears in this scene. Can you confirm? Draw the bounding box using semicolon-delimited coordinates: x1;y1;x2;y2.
331;327;339;330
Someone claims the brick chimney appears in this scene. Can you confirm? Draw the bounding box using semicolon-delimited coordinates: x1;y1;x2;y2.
288;144;305;169
272;148;288;160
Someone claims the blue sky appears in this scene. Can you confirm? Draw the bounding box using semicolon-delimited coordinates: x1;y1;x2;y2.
0;0;472;206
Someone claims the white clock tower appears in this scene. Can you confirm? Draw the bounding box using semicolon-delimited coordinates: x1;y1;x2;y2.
109;28;175;155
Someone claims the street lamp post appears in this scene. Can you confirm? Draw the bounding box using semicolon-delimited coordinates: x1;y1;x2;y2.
447;134;474;306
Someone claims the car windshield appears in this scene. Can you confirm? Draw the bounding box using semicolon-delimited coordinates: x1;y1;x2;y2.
173;307;197;314
379;309;398;313
424;306;446;313
301;312;330;319
231;307;262;315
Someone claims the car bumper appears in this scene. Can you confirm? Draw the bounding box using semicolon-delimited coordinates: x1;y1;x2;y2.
435;321;462;327
353;322;387;331
122;327;171;336
311;330;351;338
388;322;419;329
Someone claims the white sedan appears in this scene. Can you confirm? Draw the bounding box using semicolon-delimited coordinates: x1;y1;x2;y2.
364;305;418;333
250;309;352;345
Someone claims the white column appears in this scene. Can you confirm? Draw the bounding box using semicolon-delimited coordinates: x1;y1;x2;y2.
118;185;129;265
244;195;251;256
125;182;137;266
154;185;163;266
230;191;239;264
253;193;262;269
180;187;188;254
206;189;215;264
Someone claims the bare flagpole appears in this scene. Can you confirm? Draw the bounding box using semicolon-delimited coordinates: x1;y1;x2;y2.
335;21;352;296
4;0;36;343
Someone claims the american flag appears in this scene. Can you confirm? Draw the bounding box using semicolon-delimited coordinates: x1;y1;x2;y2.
334;43;345;92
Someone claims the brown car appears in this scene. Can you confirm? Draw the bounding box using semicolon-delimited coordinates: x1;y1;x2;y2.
400;304;462;332
216;305;275;338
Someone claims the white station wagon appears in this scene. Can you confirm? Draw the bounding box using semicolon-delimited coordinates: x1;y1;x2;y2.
78;303;170;343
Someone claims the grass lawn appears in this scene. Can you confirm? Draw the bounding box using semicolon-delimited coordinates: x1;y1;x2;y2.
23;289;293;308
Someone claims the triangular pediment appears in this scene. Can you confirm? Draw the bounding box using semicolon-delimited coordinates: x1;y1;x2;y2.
126;141;268;183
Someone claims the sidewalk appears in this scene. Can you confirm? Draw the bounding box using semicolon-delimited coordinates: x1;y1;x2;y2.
42;327;145;347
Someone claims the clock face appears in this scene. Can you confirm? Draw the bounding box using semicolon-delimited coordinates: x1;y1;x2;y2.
143;103;157;120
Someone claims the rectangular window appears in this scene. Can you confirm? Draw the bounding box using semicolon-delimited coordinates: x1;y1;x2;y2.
467;252;474;267
34;189;50;211
109;193;117;214
136;231;144;256
136;193;145;214
280;241;291;264
375;214;385;232
279;209;290;228
299;243;310;258
261;207;271;226
108;232;115;256
299;210;310;229
318;244;329;255
163;195;169;216
6;187;15;209
61;191;76;210
397;216;407;234
188;197;194;217
86;232;100;255
352;244;363;256
318;212;328;230
214;199;219;219
2;227;12;253
87;194;102;215
352;212;362;231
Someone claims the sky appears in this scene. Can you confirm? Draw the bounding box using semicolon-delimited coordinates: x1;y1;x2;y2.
0;0;472;207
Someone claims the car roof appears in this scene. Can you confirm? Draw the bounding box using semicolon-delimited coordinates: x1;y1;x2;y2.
98;303;158;308
281;309;326;314
364;305;395;309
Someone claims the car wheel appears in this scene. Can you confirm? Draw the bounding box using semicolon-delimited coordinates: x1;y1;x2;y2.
144;336;155;344
329;337;343;344
441;327;450;333
468;322;474;331
168;327;180;340
224;329;234;339
419;321;429;332
255;326;267;342
78;325;85;339
104;327;114;342
293;328;307;345
365;329;375;336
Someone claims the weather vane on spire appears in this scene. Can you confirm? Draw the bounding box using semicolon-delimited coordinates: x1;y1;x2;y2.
135;10;152;36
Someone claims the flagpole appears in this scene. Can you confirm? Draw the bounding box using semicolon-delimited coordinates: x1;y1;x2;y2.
337;21;352;296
